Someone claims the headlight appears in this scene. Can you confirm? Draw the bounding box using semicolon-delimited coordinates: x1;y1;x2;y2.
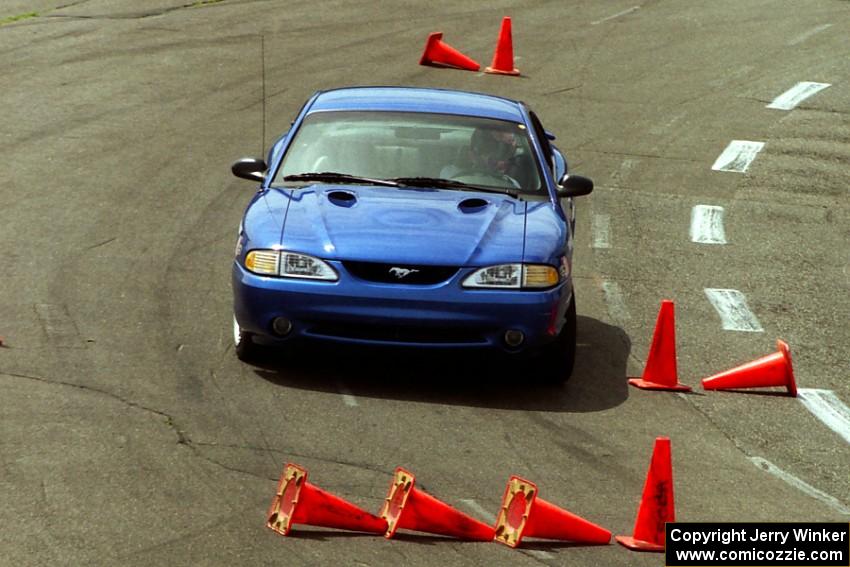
462;263;559;289
280;251;337;280
244;250;338;281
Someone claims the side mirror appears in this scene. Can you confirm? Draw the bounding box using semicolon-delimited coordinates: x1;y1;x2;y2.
556;174;593;198
232;157;267;182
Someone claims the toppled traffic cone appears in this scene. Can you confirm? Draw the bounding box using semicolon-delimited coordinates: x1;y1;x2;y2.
266;463;387;536
485;16;520;76
628;300;692;391
616;437;676;552
419;32;481;71
702;339;797;397
494;475;611;548
380;467;494;540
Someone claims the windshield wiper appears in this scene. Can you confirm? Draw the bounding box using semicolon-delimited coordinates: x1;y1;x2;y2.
282;172;399;187
389;177;518;199
282;173;518;198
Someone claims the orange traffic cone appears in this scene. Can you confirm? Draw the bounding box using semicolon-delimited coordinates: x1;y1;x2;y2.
628;300;692;391
266;463;387;536
419;32;481;71
485;17;520;76
494;475;611;548
380;467;494;540
616;437;676;552
702;339;797;397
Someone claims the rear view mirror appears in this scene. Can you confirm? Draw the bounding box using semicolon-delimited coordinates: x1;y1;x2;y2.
232;157;267;182
556;174;593;198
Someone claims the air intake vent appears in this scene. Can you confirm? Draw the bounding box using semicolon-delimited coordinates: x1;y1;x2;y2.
458;197;489;213
343;261;458;285
326;190;357;207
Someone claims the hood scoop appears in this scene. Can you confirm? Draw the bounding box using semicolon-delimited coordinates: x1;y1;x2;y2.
457;197;489;213
326;190;357;208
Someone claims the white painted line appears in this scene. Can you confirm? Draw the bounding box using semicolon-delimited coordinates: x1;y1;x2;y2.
798;389;850;445
704;289;763;332
602;279;630;324
336;382;358;407
711;141;765;173
649;111;686;136
788;23;832;46
767;82;831;110
592;6;639;25
749;457;850;516
611;157;639;185
591;214;611;249
690;205;727;244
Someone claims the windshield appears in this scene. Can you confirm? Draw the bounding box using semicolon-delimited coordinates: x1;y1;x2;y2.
273;111;544;194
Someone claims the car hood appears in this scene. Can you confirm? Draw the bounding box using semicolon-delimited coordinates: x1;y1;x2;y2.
273;185;528;266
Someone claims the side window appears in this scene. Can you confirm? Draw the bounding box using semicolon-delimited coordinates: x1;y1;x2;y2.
528;111;554;172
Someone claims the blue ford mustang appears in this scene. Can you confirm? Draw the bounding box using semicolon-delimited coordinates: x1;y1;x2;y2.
231;86;592;382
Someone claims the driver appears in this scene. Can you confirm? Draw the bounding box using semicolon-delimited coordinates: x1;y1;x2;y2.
442;127;522;188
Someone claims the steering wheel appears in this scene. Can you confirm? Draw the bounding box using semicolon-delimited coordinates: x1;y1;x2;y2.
449;170;520;189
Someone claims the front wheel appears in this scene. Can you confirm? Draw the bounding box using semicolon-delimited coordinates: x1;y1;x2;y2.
233;315;259;362
535;294;577;385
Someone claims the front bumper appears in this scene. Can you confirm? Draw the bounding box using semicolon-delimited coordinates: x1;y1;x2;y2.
232;261;572;351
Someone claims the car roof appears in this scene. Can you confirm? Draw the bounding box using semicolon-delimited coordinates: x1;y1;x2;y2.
308;86;527;122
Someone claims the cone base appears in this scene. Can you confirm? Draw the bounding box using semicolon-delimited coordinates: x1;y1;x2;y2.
615;535;665;552
494;476;610;548
423;61;480;71
777;340;797;397
628;378;692;392
485;66;520;76
267;464;388;537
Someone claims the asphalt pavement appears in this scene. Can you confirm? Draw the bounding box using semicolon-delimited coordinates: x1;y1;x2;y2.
2;1;848;565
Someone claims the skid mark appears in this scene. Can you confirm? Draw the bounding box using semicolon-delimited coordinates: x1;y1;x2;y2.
34;303;85;348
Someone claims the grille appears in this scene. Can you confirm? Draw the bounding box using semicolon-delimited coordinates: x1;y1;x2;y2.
343;261;458;285
305;323;487;345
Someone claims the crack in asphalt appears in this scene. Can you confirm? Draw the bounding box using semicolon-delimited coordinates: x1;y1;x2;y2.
0;370;295;482
193;440;396;481
574;148;703;162
2;370;396;486
674;390;750;455
55;0;92;9
1;369;192;444
84;236;117;250
10;0;268;24
42;1;227;21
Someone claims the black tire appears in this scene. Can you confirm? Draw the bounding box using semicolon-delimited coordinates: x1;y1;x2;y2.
233;315;259;362
536;293;577;385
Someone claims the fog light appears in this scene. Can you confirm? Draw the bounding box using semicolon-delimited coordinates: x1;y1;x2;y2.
271;317;293;337
504;329;525;347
